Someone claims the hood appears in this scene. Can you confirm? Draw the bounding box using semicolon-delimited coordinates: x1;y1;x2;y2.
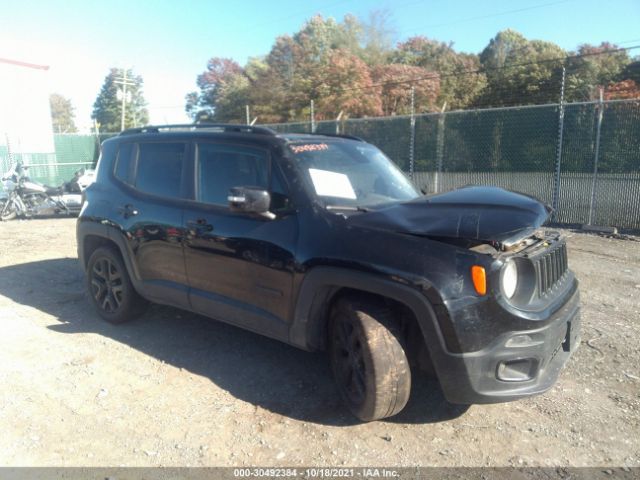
348;186;551;246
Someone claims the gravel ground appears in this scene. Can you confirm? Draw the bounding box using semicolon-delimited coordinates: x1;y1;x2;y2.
0;218;638;468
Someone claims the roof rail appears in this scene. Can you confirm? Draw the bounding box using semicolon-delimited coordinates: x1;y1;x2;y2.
119;123;277;136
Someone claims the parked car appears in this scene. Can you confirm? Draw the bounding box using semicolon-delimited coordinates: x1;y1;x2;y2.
77;124;580;421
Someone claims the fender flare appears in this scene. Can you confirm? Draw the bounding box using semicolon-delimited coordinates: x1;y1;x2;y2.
288;266;449;359
77;220;142;288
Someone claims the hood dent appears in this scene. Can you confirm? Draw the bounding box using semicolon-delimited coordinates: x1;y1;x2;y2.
348;186;551;247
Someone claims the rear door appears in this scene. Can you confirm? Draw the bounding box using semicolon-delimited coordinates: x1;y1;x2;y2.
183;141;298;341
111;140;191;307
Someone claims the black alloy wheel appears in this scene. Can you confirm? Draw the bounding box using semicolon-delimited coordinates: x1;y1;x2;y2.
332;316;367;406
90;257;124;313
329;297;412;422
86;246;147;323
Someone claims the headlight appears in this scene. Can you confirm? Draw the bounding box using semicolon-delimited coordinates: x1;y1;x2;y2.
502;260;518;299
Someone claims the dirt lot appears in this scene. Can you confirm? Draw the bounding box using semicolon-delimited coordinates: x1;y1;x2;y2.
0;217;638;468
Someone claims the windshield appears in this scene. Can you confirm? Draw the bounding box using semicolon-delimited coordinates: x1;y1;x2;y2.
289;141;420;209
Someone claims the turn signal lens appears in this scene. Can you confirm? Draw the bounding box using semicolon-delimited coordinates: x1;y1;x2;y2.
471;265;487;296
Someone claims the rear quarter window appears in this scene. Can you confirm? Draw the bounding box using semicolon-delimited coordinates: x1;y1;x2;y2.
114;143;135;183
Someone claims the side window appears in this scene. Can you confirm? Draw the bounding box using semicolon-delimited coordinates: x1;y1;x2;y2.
114;143;134;183
197;143;269;206
134;143;186;198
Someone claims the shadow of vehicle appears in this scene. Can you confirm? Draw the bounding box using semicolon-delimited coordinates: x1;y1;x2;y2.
0;257;469;426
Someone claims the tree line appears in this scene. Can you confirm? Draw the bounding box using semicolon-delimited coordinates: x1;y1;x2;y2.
49;13;640;132
185;15;640;124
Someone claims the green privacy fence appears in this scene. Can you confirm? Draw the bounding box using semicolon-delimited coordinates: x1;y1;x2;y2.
266;98;640;230
0;133;117;188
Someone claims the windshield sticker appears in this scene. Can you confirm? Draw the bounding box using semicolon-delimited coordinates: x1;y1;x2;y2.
308;168;356;199
291;143;329;154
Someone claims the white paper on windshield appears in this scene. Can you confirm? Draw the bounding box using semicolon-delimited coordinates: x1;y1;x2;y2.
308;168;357;199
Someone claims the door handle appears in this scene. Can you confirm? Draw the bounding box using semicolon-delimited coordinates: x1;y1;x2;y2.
117;204;138;218
187;218;214;232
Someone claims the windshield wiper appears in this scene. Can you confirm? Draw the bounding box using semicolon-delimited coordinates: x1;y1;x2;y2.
326;205;371;213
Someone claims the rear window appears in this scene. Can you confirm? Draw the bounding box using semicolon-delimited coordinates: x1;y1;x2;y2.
134;143;186;198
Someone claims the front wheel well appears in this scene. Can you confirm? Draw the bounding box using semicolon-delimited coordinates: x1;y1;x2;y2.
322;287;435;375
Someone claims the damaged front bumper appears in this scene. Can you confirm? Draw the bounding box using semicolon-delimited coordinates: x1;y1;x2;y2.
434;285;581;404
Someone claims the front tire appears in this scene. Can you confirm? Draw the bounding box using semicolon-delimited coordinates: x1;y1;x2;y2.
86;246;147;323
0;199;17;221
329;296;411;422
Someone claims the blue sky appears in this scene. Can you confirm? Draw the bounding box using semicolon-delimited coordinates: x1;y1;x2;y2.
2;0;639;130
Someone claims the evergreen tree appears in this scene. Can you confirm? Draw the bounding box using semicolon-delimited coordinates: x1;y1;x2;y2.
92;68;149;132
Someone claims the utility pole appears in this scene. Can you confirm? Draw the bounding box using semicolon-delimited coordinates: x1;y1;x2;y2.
246;105;250;125
310;99;315;133
434;101;447;194
114;69;136;131
551;65;566;220
409;86;416;181
588;87;604;225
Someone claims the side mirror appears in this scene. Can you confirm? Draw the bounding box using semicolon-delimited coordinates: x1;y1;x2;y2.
228;186;275;220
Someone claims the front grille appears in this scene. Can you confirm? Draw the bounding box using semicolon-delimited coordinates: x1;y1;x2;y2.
533;241;568;296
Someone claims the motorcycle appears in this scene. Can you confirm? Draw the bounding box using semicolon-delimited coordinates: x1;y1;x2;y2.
0;161;92;221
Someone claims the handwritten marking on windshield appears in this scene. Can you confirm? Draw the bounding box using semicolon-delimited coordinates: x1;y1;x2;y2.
291;143;329;154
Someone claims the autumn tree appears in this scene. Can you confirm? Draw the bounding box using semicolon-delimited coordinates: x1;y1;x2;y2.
247;42;299;123
478;30;566;107
49;93;77;133
185;57;248;122
604;79;640;100
371;64;439;115
92;68;148;132
393;36;485;109
565;43;631;101
313;50;382;119
188;14;401;123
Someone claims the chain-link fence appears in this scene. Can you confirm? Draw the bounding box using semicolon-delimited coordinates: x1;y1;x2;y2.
267;98;640;230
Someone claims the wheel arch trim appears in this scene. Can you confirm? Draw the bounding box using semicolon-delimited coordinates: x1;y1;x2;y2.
77;221;142;288
289;267;449;358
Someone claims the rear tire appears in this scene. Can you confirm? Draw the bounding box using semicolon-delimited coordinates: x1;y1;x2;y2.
329;296;411;422
86;246;147;324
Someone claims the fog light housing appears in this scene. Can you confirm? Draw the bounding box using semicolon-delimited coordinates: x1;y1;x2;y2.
496;358;538;382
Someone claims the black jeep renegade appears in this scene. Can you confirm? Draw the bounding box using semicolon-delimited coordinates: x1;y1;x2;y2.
77;123;580;421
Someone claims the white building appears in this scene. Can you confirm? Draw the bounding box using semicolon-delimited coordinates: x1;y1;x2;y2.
0;57;56;176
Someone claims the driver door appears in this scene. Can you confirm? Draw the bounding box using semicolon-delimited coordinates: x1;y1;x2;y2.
183;141;298;341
